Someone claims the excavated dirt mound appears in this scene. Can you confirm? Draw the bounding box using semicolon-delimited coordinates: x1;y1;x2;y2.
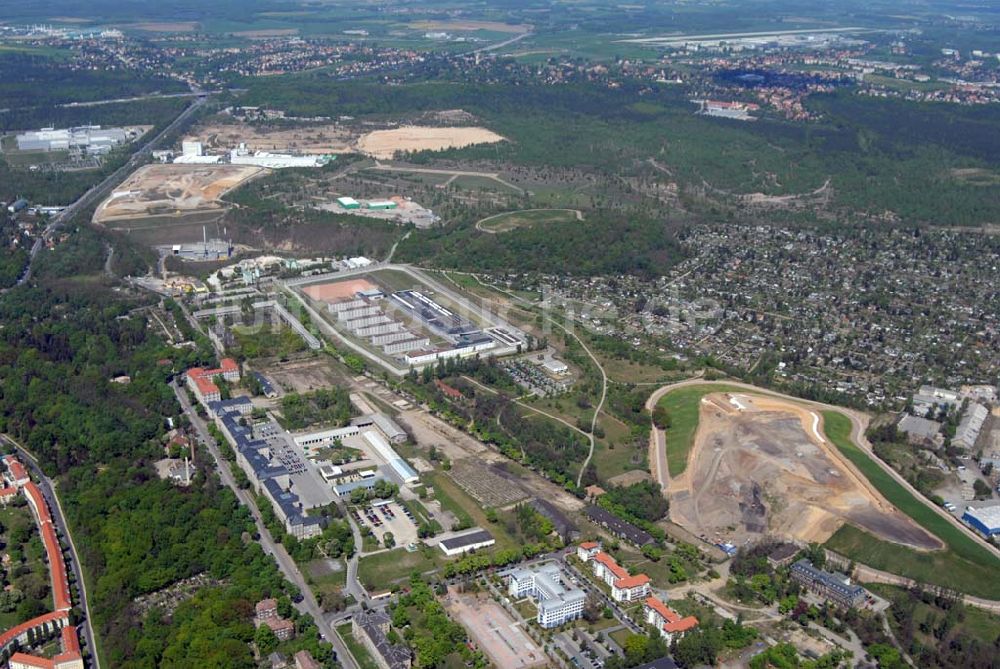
668;393;941;550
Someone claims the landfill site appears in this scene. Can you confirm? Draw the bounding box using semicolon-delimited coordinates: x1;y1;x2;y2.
93;163;265;224
668;393;942;550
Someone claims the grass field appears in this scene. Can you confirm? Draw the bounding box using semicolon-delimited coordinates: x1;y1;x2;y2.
822;411;1000;597
655;384;746;476
336;623;381;669
478;208;580;233
357;547;442;591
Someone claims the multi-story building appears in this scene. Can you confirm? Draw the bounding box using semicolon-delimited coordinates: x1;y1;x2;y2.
576;540;602;563
591;551;652;602
644;597;698;644
507;564;586;628
612;573;651;603
352;609;411;669
790;559;866;609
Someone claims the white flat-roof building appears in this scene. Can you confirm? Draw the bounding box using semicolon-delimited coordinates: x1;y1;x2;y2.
507;563;586;628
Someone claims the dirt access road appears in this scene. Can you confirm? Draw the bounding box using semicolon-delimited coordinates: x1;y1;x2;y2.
645;378;1000;560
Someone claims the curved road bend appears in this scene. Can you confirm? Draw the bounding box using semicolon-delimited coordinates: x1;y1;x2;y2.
1;437;100;669
170;382;360;669
644;378;1000;561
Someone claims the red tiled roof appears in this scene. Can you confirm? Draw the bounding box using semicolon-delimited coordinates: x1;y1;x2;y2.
0;486;17;498
59;624;81;655
594;552;628;579
186;367;206;378
24;483;71;612
646;596;698;632
5;456;29;484
0;610;68;652
8;653;55;668
614;573;650;589
255;598;277;614
579;541;600;549
193;376;220;397
434;379;463;399
220;358;239;372
665;616;699;633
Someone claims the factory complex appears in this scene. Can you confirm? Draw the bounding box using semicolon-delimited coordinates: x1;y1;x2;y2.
171;139;334;169
14;124;146;155
297;273;527;372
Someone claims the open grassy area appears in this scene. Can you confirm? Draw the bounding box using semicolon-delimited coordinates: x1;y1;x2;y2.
826;524;1000;598
336;623;381;669
821;411;1000;596
478;208;580;233
357;546;443;592
655;384;746;476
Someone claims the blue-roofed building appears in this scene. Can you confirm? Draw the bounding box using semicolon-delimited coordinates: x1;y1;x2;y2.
963;505;1000;538
334;473;385;498
264;479;324;539
207;396;253;418
252;372;278;398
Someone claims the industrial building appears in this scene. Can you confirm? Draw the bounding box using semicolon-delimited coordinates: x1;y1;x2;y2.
790;559;867;608
962;505;1000;537
337;197;361;210
507;563;586;628
439;529;496;556
229;146;333;169
897;414;942;444
367;200;398;210
363;431;419;484
16;125;131;154
953;402;989;450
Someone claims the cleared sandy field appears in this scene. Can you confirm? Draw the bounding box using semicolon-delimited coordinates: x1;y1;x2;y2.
301;278;379;303
443;591;547;669
668;392;941;550
94;164;263;223
192;121;354;154
356;126;504;159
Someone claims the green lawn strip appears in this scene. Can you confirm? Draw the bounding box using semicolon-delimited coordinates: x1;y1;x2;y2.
656;384;747;476
821;411;998;570
336;623;381;669
826;525;1000;599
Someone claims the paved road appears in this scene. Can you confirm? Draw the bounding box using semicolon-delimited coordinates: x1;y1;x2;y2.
170;382;359;669
2;437;100;669
642;378;1000;561
16;93;209;287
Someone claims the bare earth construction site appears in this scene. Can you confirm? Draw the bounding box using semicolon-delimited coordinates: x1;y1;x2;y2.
668;392;941;550
93;163;264;224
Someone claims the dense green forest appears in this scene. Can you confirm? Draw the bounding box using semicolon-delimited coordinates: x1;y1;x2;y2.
0;52;187;110
0;226;335;667
394;212;685;278
241;77;1000;226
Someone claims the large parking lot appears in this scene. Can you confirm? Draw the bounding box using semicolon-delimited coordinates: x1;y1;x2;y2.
352;500;418;548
